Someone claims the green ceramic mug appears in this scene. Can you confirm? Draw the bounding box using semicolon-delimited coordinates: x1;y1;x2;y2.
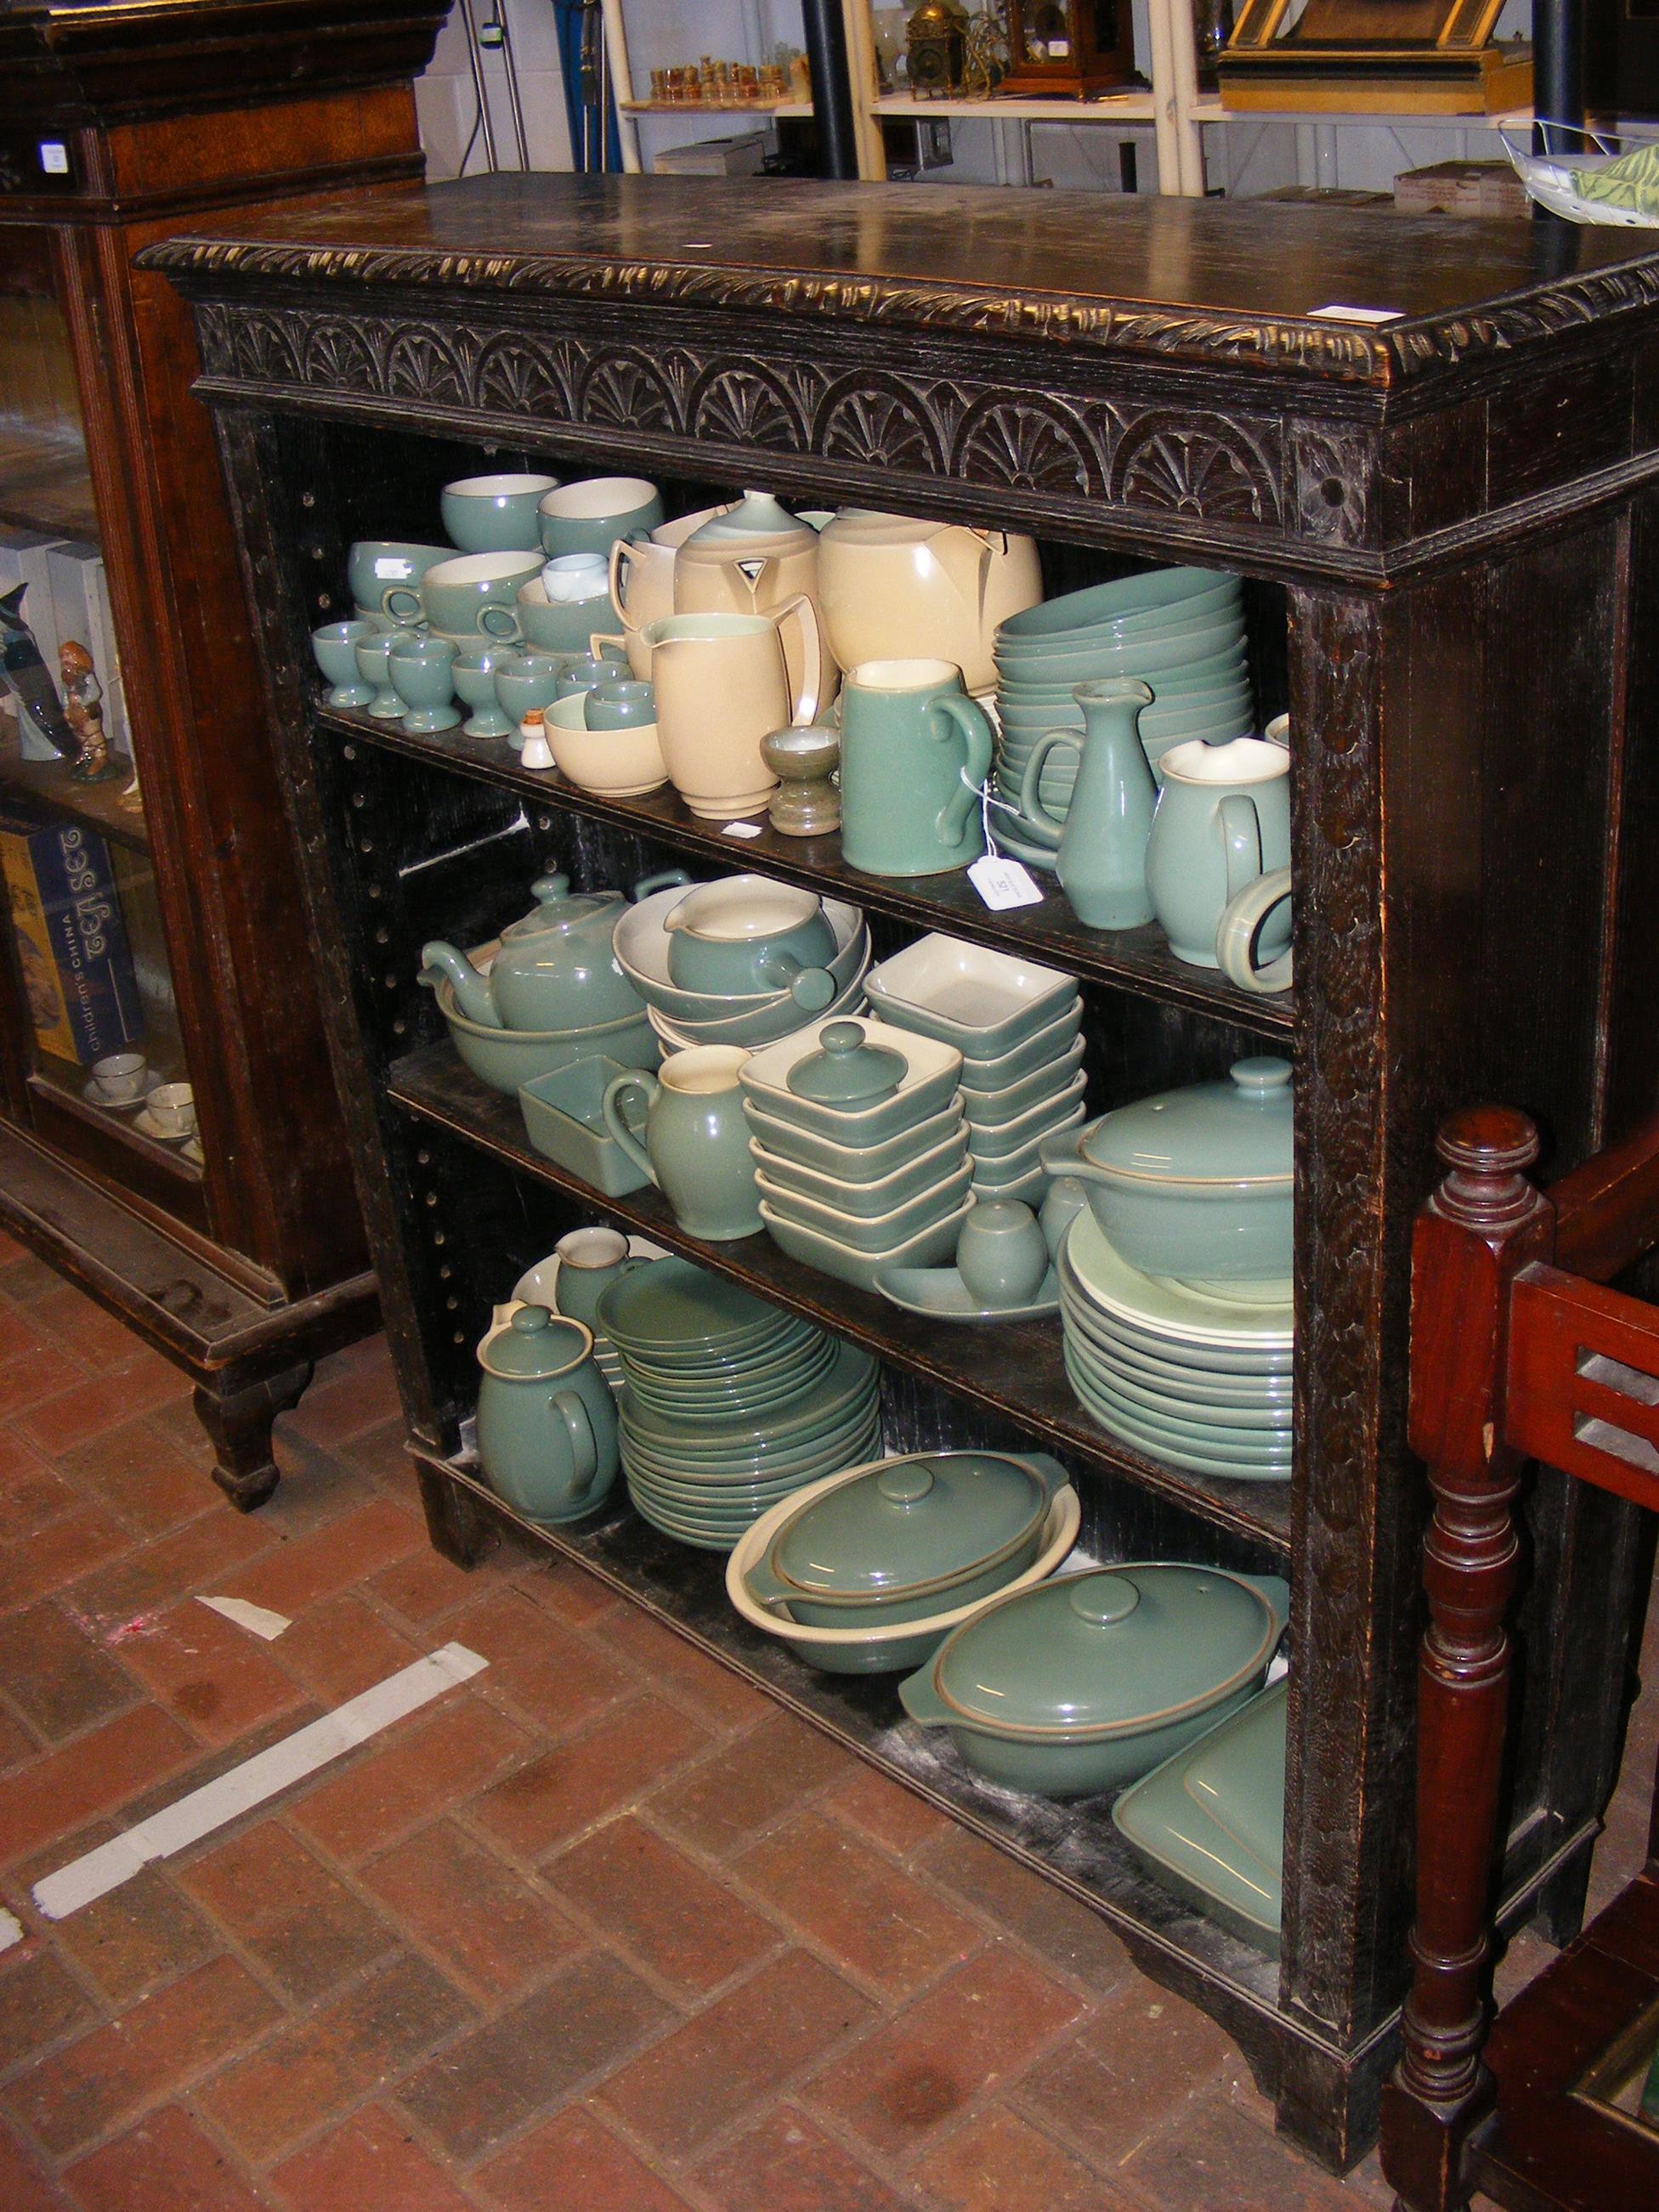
840;658;994;877
1145;738;1291;972
420;551;544;642
602;1045;762;1242
347;540;449;625
475;1308;619;1524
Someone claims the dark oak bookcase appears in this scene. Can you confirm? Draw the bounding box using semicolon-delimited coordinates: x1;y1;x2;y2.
147;173;1659;2164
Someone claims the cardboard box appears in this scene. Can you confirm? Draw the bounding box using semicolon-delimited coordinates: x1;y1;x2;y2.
1394;161;1528;218
653;131;769;176
0;808;144;1066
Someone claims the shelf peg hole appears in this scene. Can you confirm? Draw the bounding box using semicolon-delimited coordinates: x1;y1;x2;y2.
1320;476;1346;509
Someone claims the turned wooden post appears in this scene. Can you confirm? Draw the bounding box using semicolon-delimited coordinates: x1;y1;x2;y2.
1380;1109;1556;2212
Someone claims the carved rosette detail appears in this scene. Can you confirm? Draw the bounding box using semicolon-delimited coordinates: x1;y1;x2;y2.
384;327;468;404
1291;427;1370;545
474;334;572;418
578;348;679;434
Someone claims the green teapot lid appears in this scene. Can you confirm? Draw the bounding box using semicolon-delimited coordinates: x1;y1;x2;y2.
787;1021;907;1105
500;872;621;942
770;1452;1049;1600
1079;1057;1292;1192
682;489;813;549
931;1564;1281;1739
478;1305;588;1379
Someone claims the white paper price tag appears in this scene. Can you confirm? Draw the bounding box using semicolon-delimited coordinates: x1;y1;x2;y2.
721;820;764;839
374;557;414;578
1309;303;1402;325
38;142;69;176
969;855;1044;911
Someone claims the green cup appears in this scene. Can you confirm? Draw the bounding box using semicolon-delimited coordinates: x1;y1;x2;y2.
388;633;460;734
311;619;377;709
585;679;656;731
840;656;994;877
538;476;665;559
440;472;559;554
354;626;419;718
420;551;543;642
346;541;449;625
451;644;519;739
556;651;628;701
495;651;568;740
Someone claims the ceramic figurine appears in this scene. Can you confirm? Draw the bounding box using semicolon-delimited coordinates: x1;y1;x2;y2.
59;641;121;783
0;585;72;756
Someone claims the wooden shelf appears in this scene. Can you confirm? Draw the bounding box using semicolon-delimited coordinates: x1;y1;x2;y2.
0;427;98;542
416;1434;1293;2012
0;726;147;853
388;1039;1294;1562
320;708;1293;1038
621;99;812;117
871;93;1158;124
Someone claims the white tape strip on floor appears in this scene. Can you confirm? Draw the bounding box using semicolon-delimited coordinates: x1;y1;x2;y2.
197;1594;292;1640
31;1642;486;1921
0;1909;24;1953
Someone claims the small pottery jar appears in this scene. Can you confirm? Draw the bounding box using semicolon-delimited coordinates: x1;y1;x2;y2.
955;1200;1049;1308
549;1226;648;1332
475;1308;619;1524
762;724;841;838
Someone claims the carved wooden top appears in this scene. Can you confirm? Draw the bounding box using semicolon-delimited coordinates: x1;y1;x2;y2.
140;172;1659;389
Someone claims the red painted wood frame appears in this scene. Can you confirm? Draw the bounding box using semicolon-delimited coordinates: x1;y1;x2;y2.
1381;1106;1659;2212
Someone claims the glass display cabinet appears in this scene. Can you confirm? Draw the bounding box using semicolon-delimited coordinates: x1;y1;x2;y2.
0;0;447;1503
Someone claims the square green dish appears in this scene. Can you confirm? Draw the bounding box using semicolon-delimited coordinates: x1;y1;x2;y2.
518;1055;650;1197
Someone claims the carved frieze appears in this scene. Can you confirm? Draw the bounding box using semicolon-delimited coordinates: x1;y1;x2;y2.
191;300;1293;543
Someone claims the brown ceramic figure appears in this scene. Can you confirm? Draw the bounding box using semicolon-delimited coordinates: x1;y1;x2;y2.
59;641;120;784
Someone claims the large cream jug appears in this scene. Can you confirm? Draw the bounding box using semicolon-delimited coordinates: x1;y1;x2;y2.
643;601;825;821
817;511;1042;694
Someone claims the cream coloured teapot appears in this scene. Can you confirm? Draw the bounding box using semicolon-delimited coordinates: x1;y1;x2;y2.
816;511;1042;694
672;491;832;704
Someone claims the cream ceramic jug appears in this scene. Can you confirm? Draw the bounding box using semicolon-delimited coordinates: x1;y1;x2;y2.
817;511;1042;694
673;492;833;705
643;601;825;820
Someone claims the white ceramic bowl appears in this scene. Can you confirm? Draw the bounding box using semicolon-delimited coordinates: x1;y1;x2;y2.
543;692;667;796
863;935;1079;1054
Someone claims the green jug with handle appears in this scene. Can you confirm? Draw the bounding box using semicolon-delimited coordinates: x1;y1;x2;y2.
1017;679;1157;931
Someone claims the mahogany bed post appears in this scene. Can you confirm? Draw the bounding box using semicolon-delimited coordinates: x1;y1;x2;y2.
1381;1109;1557;2212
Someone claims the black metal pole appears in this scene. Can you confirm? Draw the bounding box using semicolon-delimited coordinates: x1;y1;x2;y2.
800;0;860;179
1533;0;1584;143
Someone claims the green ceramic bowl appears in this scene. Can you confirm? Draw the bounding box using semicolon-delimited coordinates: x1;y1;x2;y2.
754;1162;974;1254
517;1055;651;1195
996;569;1239;645
741;1095;965;1183
954;1005;1084;1090
899;1563;1288;1798
863;937;1078;1057
739;1019;963;1146
994;625;1246;688
959;1037;1086;1126
427;973;659;1096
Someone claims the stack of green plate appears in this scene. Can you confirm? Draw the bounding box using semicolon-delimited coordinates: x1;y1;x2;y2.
1057;1209;1292;1483
596;1258;882;1551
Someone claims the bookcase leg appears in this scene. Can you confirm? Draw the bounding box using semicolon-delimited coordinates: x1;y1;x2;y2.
195;1362;313;1511
415;1457;500;1569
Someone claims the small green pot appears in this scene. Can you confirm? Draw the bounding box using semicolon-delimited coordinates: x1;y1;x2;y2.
476;1308;619;1523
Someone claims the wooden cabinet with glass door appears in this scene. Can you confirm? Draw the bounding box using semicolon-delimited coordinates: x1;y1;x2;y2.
0;1;448;1505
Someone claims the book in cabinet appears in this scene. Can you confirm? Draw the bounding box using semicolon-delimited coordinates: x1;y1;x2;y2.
144;173;1659;2166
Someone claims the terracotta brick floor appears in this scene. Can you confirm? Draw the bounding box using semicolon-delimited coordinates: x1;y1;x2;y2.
0;1224;1652;2210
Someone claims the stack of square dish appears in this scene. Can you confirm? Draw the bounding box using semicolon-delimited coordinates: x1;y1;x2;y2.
864;936;1085;1208
1056;1207;1291;1482
741;1015;973;1291
595;1256;880;1549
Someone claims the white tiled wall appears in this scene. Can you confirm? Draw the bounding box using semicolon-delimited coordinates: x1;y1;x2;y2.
418;0;575;179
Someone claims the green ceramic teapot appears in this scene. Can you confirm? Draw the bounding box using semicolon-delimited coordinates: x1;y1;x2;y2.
421;868;687;1033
